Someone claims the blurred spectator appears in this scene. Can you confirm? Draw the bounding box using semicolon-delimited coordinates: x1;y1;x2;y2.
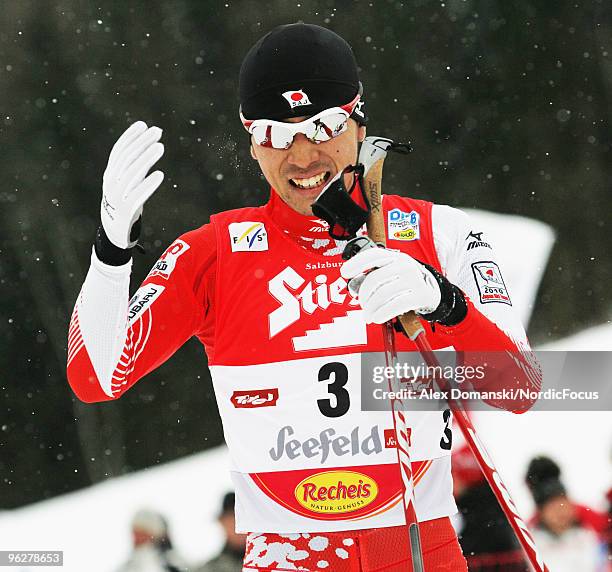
607;488;612;561
526;456;605;571
194;492;246;572
452;443;527;571
116;508;187;572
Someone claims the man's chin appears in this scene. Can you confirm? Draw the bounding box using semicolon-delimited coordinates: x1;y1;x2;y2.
280;188;321;216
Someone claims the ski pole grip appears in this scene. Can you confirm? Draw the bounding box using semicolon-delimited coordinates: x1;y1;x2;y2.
363;158;386;244
364;158;426;341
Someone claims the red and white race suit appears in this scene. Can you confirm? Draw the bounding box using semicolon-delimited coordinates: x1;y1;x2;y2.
67;189;540;535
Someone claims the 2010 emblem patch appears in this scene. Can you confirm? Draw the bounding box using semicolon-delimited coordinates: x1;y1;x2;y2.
387;208;420;241
471;261;512;305
229;221;268;252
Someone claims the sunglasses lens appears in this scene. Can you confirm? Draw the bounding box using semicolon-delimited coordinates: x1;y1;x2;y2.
251;124;294;149
250;125;272;147
270;126;294;149
311;113;348;143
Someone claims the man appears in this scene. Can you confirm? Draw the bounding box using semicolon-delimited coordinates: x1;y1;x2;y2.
194;493;246;572
116;509;186;572
525;457;607;572
452;445;527;570
67;23;540;571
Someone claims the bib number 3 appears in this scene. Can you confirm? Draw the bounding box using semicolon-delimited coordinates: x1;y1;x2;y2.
440;408;453;450
317;362;350;418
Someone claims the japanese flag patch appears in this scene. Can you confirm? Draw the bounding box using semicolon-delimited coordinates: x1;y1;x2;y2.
282;90;311;109
229;221;268;252
471;261;512;305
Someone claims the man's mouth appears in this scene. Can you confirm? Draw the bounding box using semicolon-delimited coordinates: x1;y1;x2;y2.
289;171;331;190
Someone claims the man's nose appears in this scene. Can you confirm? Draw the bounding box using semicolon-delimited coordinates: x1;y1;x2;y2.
286;133;319;168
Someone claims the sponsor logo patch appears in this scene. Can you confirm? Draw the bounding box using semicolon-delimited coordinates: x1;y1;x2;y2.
128;284;165;323
466;230;492;251
308;220;330;233
387;208;420;241
384;429;397;448
229;221;268;252
384;428;412;448
230;388;279;408
268;266;362;349
282;89;312;109
354;100;366;119
250;461;429;521
472;261;512;305
269;425;382;464
294;470;378;515
149;239;190;280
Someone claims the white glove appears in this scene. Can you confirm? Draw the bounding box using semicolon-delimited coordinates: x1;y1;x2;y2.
340;246;441;324
101;121;165;249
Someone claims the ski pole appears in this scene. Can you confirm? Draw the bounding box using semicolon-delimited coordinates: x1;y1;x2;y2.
404;331;549;572
361;138;425;571
360;137;549;572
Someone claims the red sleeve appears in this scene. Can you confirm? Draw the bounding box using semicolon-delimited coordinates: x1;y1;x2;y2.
435;297;543;413
574;504;611;536
428;204;542;412
67;224;216;403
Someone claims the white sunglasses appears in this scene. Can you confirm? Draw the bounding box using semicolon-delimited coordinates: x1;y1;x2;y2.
241;93;361;150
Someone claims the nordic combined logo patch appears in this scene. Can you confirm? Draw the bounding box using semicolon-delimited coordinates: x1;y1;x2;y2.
471;261;512;305
387;208;420;241
229;221;268;252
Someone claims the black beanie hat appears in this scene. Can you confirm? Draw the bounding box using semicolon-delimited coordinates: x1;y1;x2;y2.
526;456;567;508
239;23;366;123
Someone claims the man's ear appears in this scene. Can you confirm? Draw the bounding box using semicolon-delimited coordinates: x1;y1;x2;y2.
358;125;366;143
250;141;258;161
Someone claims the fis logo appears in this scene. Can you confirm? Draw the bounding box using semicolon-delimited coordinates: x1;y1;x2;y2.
472;261;512;305
229;222;268;252
387;208;420;241
282;89;311;109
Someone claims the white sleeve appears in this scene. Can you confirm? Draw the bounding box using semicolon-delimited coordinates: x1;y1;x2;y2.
431;204;529;346
72;249;132;397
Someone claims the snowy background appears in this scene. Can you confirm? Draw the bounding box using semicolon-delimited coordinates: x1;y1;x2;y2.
1;2;612;571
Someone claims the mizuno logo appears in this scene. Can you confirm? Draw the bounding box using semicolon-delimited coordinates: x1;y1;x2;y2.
466;231;491;251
